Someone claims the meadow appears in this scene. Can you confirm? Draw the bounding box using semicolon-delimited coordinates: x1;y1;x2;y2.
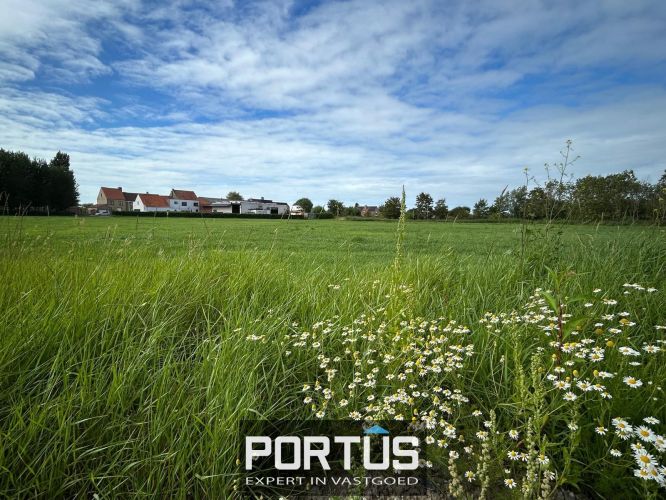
0;215;664;498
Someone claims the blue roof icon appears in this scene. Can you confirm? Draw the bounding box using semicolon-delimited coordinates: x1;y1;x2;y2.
364;424;389;435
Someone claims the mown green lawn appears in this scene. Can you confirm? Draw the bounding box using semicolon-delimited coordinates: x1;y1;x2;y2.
0;216;664;498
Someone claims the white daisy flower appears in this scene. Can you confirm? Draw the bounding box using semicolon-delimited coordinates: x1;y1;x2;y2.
623;376;643;388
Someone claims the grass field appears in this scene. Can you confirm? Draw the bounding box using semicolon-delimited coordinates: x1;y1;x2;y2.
1;216;665;498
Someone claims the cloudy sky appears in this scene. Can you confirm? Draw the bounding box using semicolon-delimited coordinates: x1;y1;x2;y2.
1;0;665;206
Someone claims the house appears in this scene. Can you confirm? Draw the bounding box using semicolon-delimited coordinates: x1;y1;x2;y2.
134;193;170;212
168;189;199;212
361;205;380;217
97;187;137;212
123;191;138;210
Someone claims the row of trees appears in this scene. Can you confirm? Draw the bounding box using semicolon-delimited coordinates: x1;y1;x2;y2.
298;169;665;222
379;193;451;219
0;149;79;212
465;170;666;221
291;196;451;218
376;170;665;222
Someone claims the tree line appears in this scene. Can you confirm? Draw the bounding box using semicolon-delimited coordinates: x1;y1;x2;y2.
294;169;666;223
0;149;79;213
466;170;666;222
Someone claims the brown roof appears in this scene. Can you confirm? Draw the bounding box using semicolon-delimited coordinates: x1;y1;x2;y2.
198;197;220;206
171;189;198;201
123;192;138;202
138;193;170;208
100;187;124;201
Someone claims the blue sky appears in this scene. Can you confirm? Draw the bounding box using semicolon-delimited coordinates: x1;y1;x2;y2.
1;0;665;206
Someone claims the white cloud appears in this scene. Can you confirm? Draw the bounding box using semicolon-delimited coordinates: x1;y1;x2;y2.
0;0;665;206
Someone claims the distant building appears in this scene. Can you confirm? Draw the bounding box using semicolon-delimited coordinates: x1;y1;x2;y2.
96;186;288;215
361;205;380;217
123;191;138;209
168;189;199;212
210;200;236;213
198;197;225;213
211;197;289;215
97;187;137;212
134;193;170;212
245;198;289;215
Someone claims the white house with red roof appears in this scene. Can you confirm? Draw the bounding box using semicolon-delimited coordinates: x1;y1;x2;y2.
168;189;200;212
134;193;171;212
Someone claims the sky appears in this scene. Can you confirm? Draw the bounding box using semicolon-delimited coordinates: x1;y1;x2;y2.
1;0;665;207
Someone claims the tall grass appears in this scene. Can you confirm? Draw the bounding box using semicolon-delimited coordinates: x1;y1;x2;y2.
0;216;664;497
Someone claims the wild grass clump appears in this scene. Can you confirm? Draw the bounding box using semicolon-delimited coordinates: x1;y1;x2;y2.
0;215;664;497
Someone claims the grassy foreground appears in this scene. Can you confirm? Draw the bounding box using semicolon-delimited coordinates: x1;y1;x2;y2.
0;216;665;498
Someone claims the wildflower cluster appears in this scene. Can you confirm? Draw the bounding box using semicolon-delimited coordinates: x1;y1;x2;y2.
479;283;665;490
480;285;664;405
244;281;663;494
290;313;475;427
609;417;666;485
284;309;557;494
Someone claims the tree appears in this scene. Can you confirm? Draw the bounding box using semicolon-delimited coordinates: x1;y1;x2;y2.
327;199;344;216
449;206;471;219
380;196;401;219
312;205;325;214
0;149;34;209
342;203;361;216
472;198;489;218
489;189;510;218
526;187;547;219
294;197;313;213
658;170;666;189
433;198;448;219
47;151;78;210
543;178;573;220
227;191;243;201
507;186;528;218
0;148;78;212
415;192;433;219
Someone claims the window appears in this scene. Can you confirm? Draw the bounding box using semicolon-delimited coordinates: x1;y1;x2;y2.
182;201;187;206
193;202;199;206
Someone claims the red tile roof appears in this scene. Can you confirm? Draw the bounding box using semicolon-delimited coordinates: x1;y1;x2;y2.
138;193;170;208
171;189;198;201
100;187;124;201
123;192;138;202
